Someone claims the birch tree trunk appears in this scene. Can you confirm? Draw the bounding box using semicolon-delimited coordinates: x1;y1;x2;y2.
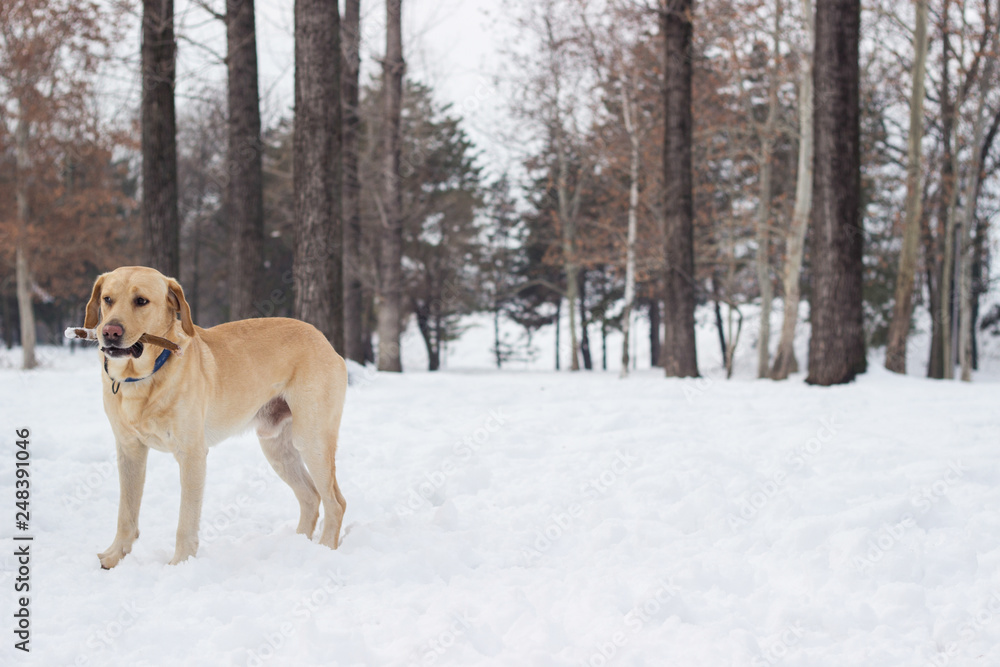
620;85;639;378
377;0;404;371
884;0;929;374
15;107;35;370
226;0;265;321
770;0;813;380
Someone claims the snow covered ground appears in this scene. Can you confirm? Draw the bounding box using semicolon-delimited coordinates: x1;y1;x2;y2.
1;313;999;666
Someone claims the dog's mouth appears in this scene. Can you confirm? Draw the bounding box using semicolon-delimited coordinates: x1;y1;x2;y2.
102;340;144;359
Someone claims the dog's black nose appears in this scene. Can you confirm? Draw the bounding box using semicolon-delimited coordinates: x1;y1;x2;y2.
102;323;124;344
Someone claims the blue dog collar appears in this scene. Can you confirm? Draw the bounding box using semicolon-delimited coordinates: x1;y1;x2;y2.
105;348;173;394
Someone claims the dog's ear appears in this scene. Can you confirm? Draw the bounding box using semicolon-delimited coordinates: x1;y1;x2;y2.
165;277;195;336
84;274;106;329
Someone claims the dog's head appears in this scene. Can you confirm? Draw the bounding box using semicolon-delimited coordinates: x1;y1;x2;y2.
84;267;194;360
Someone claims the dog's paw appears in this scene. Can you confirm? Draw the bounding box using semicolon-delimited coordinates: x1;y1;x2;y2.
98;544;129;570
168;539;198;565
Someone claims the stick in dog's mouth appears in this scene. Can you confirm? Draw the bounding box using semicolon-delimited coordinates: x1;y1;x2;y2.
65;327;182;355
102;340;145;358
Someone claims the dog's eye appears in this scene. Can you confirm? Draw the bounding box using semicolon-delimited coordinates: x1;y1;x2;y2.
134;297;149;307
103;296;112;305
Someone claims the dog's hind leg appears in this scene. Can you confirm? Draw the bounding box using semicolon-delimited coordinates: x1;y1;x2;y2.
295;426;346;550
257;401;321;538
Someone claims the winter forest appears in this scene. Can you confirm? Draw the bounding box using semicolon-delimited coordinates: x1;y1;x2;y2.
1;0;997;381
2;0;1000;665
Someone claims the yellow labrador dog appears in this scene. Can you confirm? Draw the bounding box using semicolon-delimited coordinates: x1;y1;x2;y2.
84;266;347;569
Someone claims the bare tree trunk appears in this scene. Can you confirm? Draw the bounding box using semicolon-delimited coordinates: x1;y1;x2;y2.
227;0;265;321
754;0;782;378
928;15;956;380
601;320;608;370
971;216;987;369
494;306;502;369
884;0;929;374
15;245;34;369
554;298;561;370
142;0;180;278
771;0;813;380
554;122;580;371
342;0;364;362
191;208;201;324
15;109;35;370
806;0;865;386
361;284;376;363
377;0;404;371
579;269;592;369
189;136;208;323
710;274;726;363
648;298;661;368
2;291;14;350
926;257;943;377
725;304;742;379
415;305;440;371
958;187;980;382
293;0;342;343
959;8;996;381
940;147;960;380
754;145;774;379
713;298;726;362
661;0;699;378
432;311;443;371
620;85;639;378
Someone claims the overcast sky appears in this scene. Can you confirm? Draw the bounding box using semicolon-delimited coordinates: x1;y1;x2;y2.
97;0;520;180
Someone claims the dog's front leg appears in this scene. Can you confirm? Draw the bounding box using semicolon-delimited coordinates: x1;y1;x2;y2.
99;442;149;569
169;446;207;565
